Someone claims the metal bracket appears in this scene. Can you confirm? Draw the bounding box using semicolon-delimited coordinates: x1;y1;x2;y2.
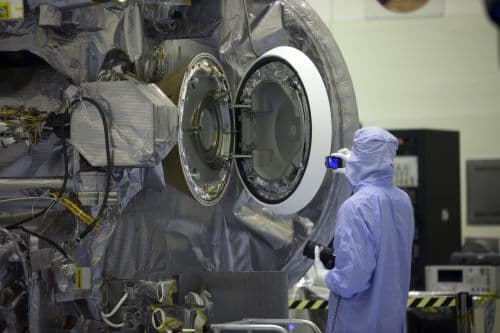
231;318;321;333
210;323;287;333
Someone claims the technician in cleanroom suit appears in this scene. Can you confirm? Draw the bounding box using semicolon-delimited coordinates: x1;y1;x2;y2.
315;127;415;333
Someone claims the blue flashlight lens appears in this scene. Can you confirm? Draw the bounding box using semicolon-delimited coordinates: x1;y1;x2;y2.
326;156;341;169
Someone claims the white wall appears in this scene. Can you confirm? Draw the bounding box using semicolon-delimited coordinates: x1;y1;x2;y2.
307;0;500;242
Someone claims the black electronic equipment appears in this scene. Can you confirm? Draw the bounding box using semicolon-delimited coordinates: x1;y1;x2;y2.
467;159;500;225
390;129;461;290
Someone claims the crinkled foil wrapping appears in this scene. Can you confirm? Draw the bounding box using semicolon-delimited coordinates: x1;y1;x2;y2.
0;0;358;330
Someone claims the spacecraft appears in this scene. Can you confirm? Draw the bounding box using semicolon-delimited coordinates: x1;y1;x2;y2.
0;0;358;330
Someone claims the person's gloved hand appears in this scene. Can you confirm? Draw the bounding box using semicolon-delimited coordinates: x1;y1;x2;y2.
329;148;352;174
314;246;329;285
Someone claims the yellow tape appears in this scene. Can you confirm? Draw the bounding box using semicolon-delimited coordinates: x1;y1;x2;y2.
150;305;185;332
50;193;100;230
167;280;178;305
0;2;11;19
0;1;22;19
196;309;207;323
75;267;82;289
478;293;497;304
64;197;100;229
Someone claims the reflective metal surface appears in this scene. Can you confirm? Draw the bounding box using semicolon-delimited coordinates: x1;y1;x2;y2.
0;1;361;329
178;54;234;205
70;81;176;167
0;177;65;192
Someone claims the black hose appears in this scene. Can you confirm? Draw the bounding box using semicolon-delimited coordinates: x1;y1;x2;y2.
13;226;69;260
75;97;112;243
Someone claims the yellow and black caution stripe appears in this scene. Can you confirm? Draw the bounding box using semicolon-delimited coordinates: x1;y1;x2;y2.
406;296;455;309
289;297;455;310
289;300;328;310
290;295;493;310
290;294;497;310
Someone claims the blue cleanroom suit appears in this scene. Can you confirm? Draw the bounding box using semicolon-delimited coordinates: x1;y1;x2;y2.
326;127;415;333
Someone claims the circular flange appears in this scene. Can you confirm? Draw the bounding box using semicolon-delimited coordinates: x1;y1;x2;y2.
235;46;332;215
178;53;234;206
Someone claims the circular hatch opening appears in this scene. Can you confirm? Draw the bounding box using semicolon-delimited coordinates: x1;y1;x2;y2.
235;47;332;215
177;47;332;214
235;59;311;205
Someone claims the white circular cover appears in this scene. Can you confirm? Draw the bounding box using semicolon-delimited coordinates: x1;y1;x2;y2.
236;46;332;215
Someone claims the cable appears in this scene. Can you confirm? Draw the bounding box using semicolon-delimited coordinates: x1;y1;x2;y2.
101;293;129;319
157;281;165;303
75;97;112;243
6;119;70;229
242;0;260;58
0;228;30;282
3;197;69;260
0;197;60;205
10;226;69;260
101;293;128;329
9;290;27;309
101;315;125;329
3;133;70;259
49;194;100;230
3;98;110;256
151;307;166;331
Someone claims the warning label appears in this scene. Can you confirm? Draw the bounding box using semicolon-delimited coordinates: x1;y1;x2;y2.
0;3;11;20
0;1;24;20
75;267;91;290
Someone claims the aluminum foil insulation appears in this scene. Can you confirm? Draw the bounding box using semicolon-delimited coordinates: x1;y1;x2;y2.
70;81;177;167
0;0;359;330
